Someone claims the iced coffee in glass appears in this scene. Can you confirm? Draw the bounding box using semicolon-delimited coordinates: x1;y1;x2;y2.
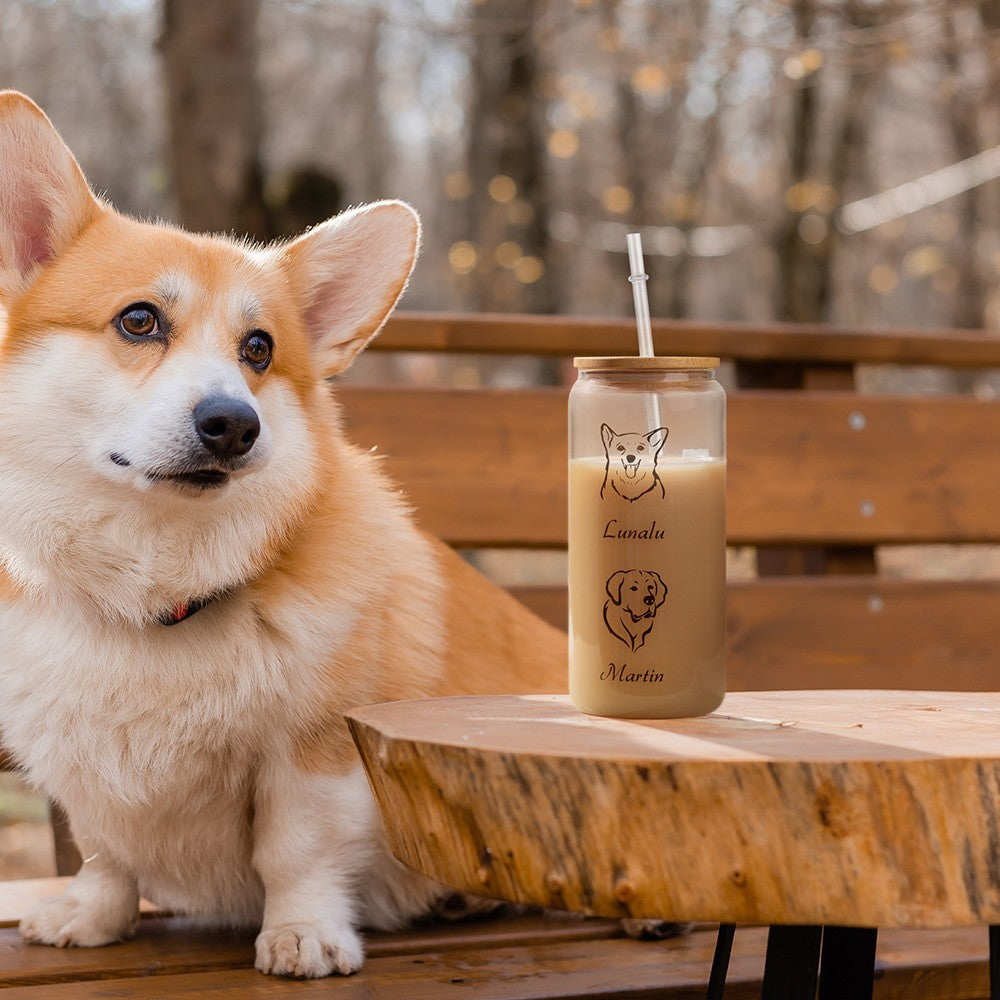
568;357;726;718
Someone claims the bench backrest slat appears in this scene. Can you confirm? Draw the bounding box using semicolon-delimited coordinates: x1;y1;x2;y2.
379;312;1000;367
339;387;1000;547
727;578;1000;690
510;579;1000;691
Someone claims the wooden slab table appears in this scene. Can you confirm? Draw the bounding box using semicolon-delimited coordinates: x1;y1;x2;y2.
347;691;1000;999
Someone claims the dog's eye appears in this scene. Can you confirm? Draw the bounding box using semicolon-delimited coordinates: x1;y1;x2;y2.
240;330;273;371
617;445;626;452
116;303;160;340
637;445;645;451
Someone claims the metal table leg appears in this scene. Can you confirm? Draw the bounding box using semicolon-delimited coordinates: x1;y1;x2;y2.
761;925;823;1000
817;926;877;1000
989;925;1000;998
706;923;736;1000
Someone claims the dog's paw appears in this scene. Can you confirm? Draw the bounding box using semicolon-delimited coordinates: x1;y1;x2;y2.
20;893;137;948
621;918;694;940
255;923;364;978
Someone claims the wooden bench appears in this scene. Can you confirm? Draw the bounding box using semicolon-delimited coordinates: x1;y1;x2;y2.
3;310;1000;996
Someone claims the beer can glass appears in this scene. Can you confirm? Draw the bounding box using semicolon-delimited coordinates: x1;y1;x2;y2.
568;357;726;718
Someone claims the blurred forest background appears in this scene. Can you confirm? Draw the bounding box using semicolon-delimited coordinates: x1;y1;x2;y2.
5;0;1000;872
6;0;1000;353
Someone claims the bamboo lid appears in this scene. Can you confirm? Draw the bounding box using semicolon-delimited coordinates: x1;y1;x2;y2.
574;356;720;371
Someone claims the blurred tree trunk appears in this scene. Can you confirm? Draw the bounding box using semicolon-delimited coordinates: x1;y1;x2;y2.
662;9;735;320
467;0;553;313
608;0;679;317
942;9;987;330
359;8;389;201
775;0;877;326
774;0;821;323
159;0;269;240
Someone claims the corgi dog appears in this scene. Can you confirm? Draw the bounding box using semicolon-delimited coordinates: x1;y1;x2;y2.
0;92;568;978
600;424;668;502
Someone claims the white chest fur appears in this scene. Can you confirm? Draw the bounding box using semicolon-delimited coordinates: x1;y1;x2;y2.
0;591;345;921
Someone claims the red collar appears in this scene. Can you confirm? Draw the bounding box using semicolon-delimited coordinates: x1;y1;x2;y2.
158;594;215;627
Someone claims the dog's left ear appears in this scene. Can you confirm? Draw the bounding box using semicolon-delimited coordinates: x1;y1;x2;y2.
281;200;420;377
0;91;103;303
645;427;669;455
651;571;668;608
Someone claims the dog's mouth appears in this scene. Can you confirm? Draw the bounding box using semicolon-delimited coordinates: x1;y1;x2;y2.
148;468;231;491
621;459;641;479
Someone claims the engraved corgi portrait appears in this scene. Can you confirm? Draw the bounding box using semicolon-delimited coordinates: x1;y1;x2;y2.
603;569;668;652
600;424;669;502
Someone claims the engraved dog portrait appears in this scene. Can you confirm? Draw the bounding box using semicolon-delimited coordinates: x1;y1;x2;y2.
600;425;668;502
603;569;668;651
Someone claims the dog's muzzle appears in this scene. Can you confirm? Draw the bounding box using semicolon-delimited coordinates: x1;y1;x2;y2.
621;456;641;479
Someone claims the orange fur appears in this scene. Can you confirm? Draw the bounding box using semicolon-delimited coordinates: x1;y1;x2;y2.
4;214;319;401
0;567;24;602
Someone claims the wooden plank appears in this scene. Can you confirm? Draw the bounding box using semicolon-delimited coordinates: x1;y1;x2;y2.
380;312;1000;368
0;928;769;998
511;579;1000;692
728;392;1000;545
727;578;1000;691
348;692;1000;929
0;909;625;984
339;386;565;548
0;897;991;997
368;912;624;958
875;926;990;998
0;919;255;987
0;927;989;999
339;387;1000;547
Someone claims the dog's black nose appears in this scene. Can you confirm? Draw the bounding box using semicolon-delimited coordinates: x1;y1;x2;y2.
644;595;656;605
193;396;260;460
626;454;636;462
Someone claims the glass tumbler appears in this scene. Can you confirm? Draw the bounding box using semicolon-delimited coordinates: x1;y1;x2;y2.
568;356;726;718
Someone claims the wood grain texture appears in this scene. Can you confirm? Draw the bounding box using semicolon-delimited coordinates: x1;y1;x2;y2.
510;579;1000;692
0;929;770;998
338;387;1000;546
381;312;1000;368
0;922;993;999
0;912;628;988
348;691;1000;929
727;579;1000;691
0;919;254;987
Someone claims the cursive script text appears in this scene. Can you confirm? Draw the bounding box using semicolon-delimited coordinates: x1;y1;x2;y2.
603;519;665;540
600;663;665;684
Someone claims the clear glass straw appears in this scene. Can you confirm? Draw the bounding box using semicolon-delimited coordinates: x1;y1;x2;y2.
626;233;663;429
626;233;655;357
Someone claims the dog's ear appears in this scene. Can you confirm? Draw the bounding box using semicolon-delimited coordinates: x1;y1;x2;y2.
281;200;420;377
606;571;627;605
0;91;102;303
651;571;668;609
645;427;669;456
601;424;616;451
